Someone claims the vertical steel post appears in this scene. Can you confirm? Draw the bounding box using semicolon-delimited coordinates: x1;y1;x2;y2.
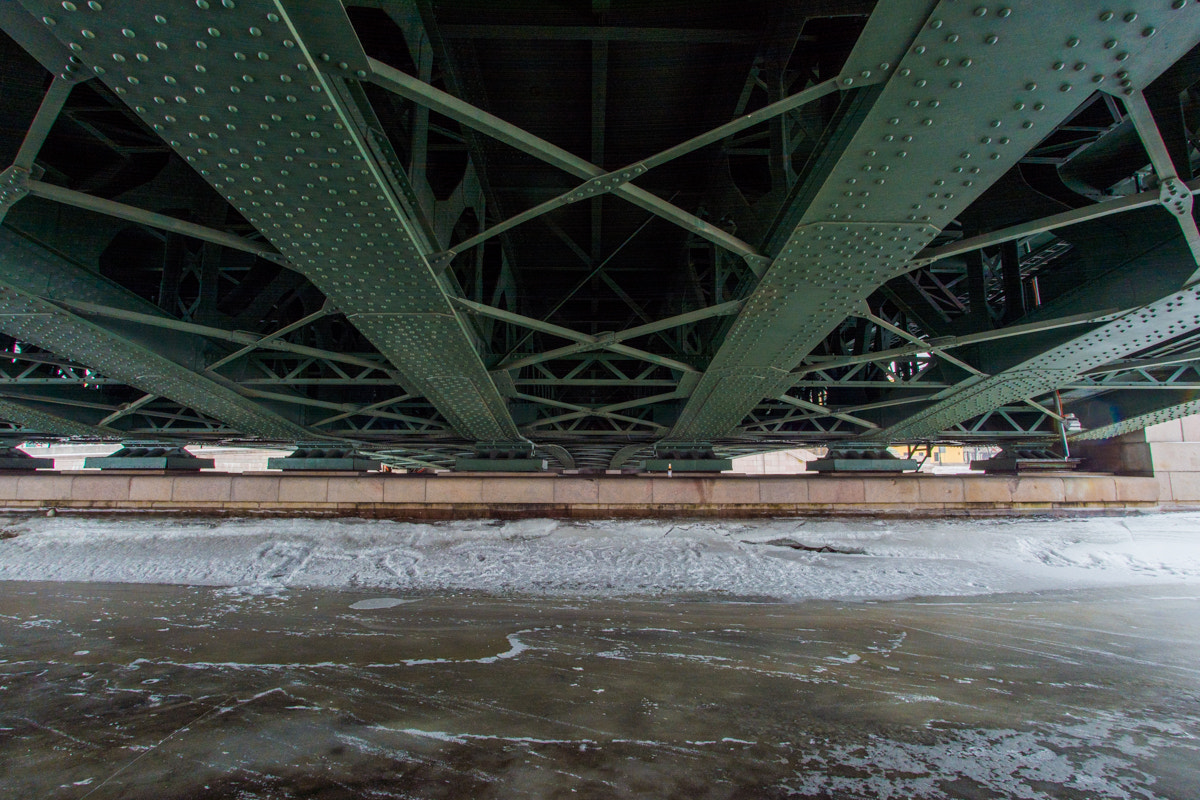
1000;241;1025;323
965;250;991;332
1054;390;1070;460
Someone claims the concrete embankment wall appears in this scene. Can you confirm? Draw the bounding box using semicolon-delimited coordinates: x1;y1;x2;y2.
0;471;1167;518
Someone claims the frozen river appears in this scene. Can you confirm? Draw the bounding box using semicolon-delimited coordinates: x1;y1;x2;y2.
2;514;1200;797
2;583;1199;798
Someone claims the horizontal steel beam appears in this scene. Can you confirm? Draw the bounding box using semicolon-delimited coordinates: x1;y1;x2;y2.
25;180;286;263
877;288;1200;442
777;394;878;429
0;395;114;438
915;178;1200;266
1083;349;1200;375
1065;382;1200;390
1071;390;1200;442
793;308;1114;376
56;299;392;373
0;229;311;440
485;300;741;374
436;79;839;265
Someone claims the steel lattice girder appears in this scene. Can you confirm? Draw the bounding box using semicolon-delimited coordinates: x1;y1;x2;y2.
1053;359;1200;441
876;278;1200;441
873;131;1200;438
19;0;523;443
1071;391;1200;441
0;228;309;440
0;395;112;438
664;0;1200;444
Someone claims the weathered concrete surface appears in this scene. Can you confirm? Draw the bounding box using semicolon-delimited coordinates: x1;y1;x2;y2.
0;470;1166;518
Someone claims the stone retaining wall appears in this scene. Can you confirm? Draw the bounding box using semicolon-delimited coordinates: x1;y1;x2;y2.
0;471;1164;518
1074;417;1200;508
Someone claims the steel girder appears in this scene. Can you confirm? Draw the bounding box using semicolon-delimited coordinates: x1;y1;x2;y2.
0;396;113;438
1062;353;1200;441
18;0;522;443
664;0;1200;445
0;228;310;440
875;153;1200;440
0;1;1197;459
1072;391;1200;441
875;273;1200;441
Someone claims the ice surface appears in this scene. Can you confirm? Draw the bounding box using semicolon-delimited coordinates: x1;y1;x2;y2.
0;512;1198;599
2;582;1199;797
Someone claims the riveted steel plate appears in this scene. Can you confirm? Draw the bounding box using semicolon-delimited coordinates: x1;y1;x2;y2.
668;0;1200;443
838;0;937;88
1073;397;1200;441
882;281;1200;441
21;0;521;442
0;231;309;440
0;397;111;438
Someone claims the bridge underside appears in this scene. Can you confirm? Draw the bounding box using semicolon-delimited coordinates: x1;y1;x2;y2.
0;0;1197;470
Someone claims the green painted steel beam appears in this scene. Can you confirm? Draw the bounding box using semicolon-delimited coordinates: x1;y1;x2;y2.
367;56;771;269
777;394;878;430
0;229;310;441
6;0;1198;456
875;195;1200;440
1082;349;1200;376
1064;382;1200;390
429;76;840;266
491;300;742;374
662;0;1200;447
56;298;390;373
12;77;73;173
24;179;287;263
515;391;672;432
21;0;522;443
915;178;1200;266
455;296;704;376
1071;390;1200;442
1123;91;1200;273
0;395;114;438
875;283;1200;442
788;308;1118;384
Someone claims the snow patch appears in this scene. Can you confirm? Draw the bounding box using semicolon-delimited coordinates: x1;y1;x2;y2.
0;513;1198;600
348;598;415;610
826;653;861;664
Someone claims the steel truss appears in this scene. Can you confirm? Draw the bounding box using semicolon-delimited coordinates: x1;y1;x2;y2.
0;0;1195;467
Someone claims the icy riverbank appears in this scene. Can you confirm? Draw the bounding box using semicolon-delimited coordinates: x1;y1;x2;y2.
1;513;1199;600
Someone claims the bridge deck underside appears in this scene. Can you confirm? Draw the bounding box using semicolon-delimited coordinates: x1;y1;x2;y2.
0;0;1194;469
